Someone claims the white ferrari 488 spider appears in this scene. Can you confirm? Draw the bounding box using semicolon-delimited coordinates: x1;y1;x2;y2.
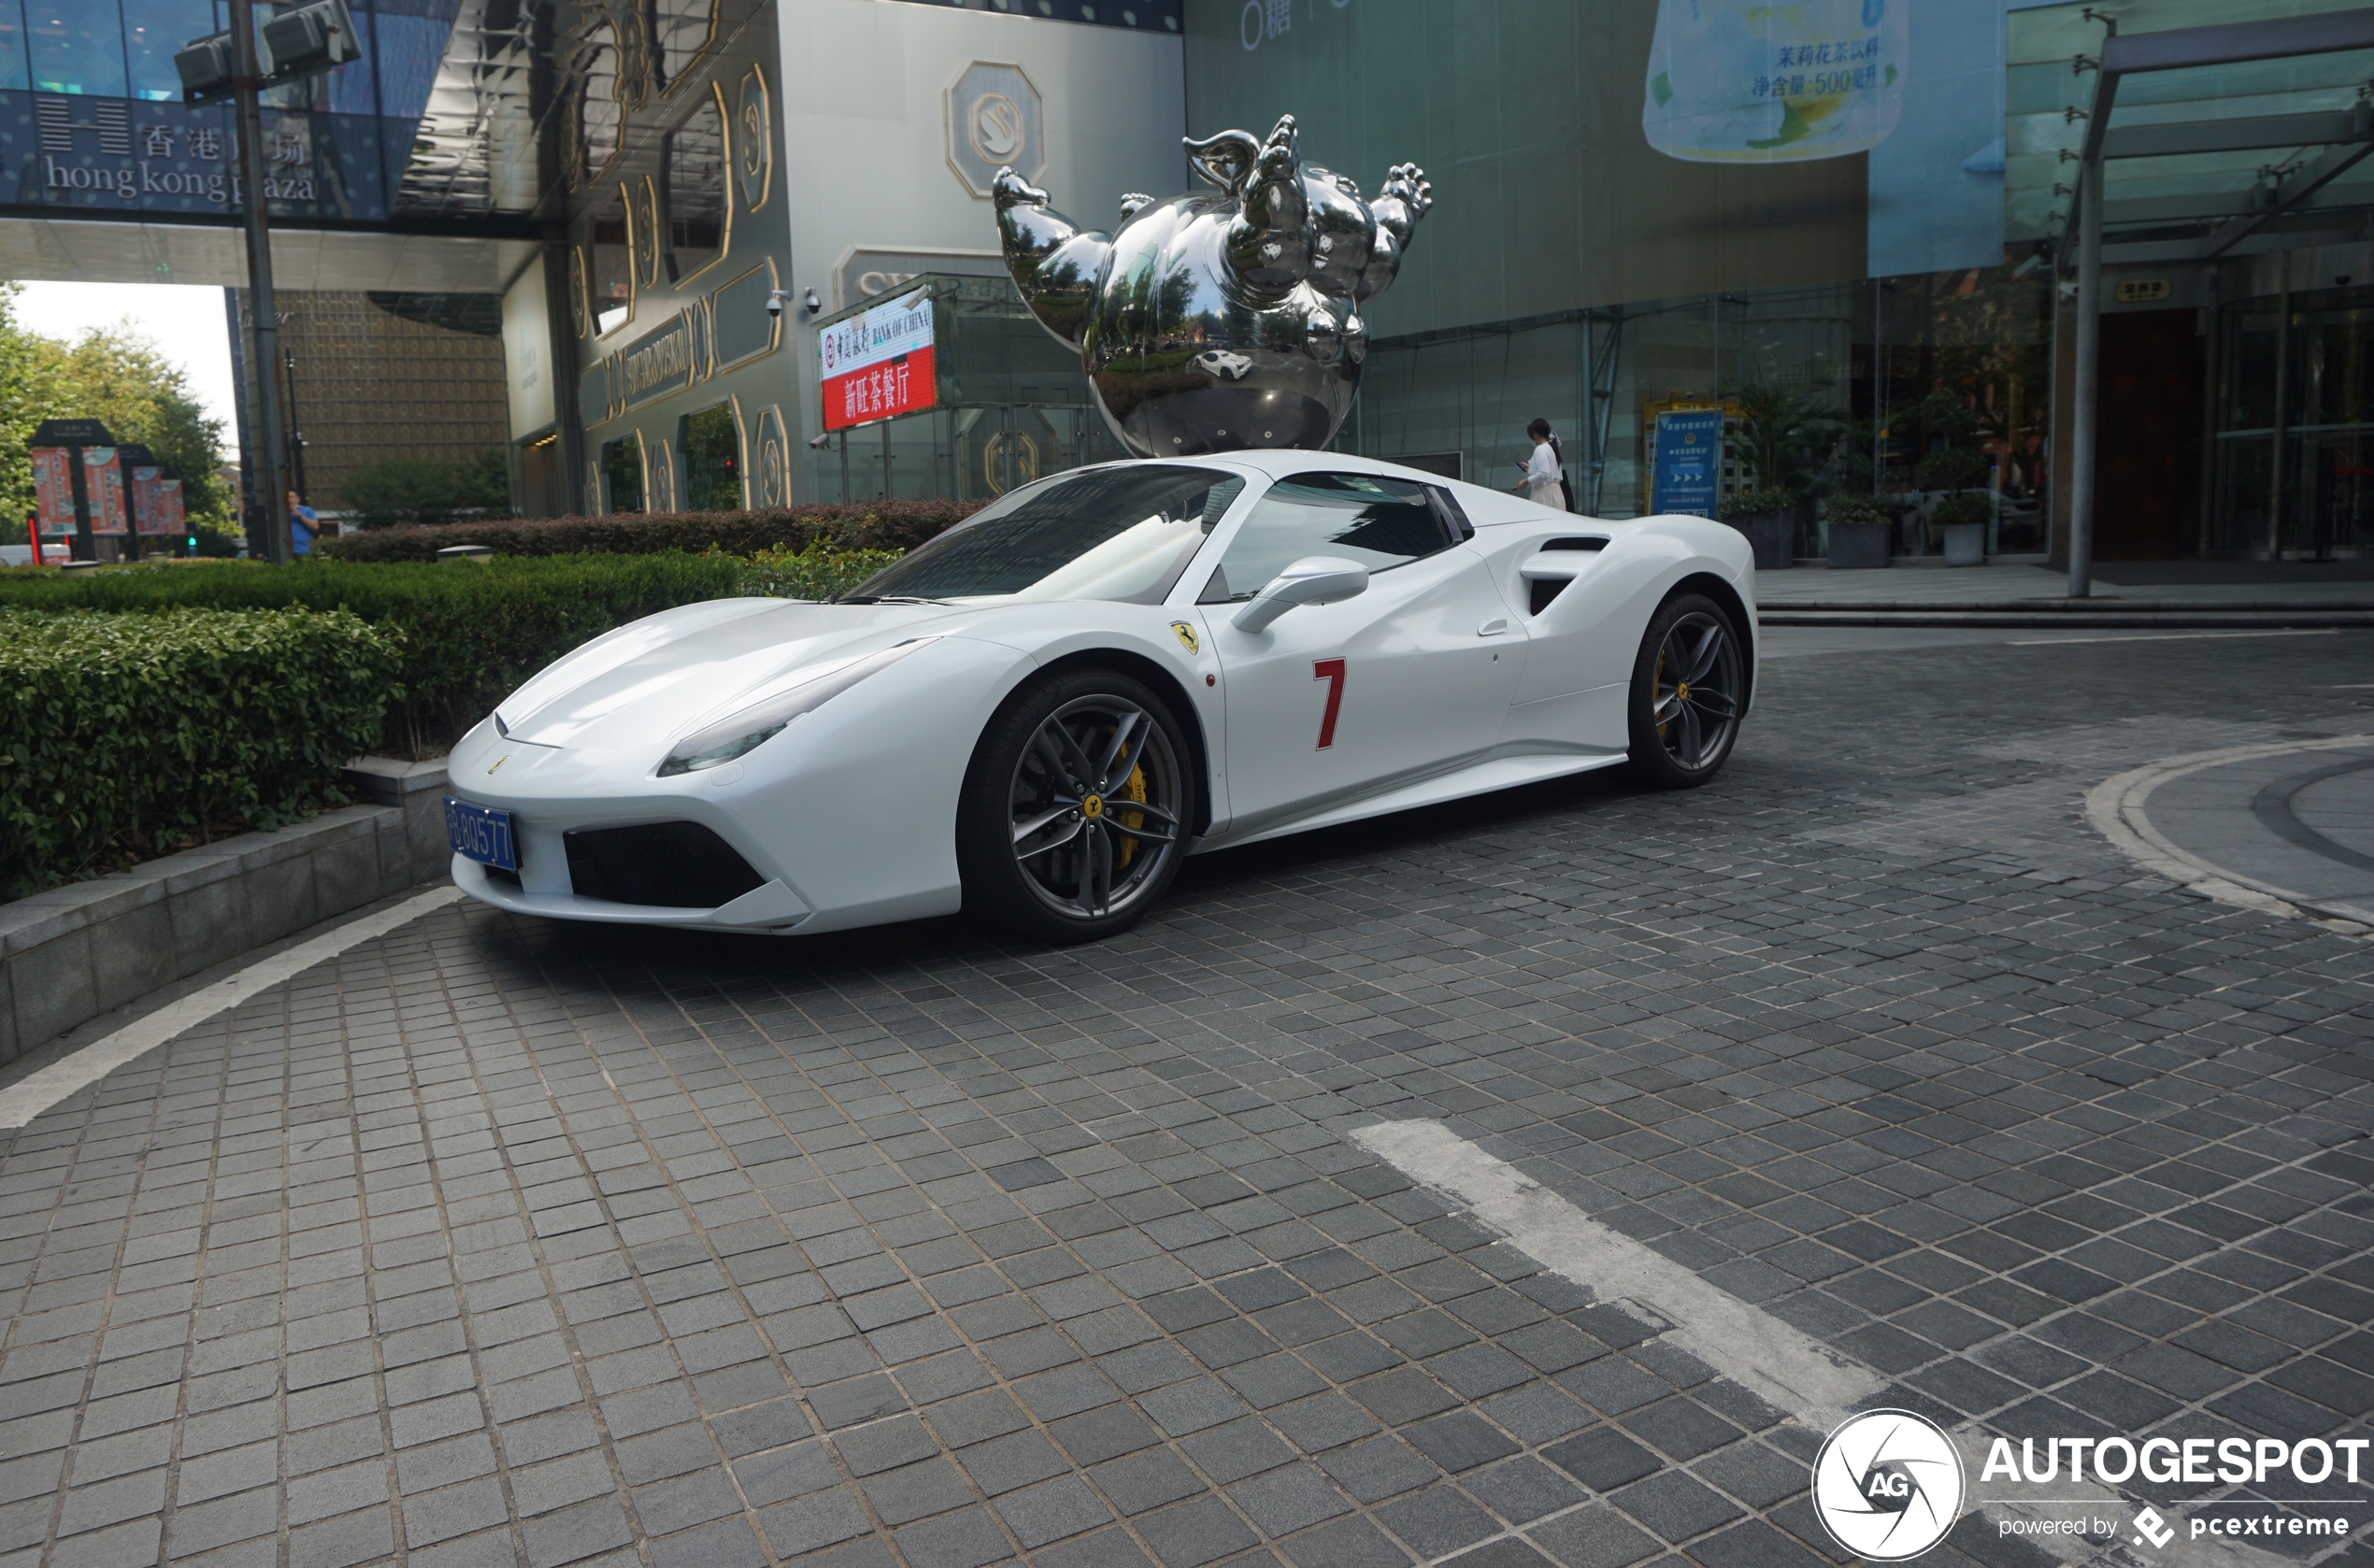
445;450;1755;942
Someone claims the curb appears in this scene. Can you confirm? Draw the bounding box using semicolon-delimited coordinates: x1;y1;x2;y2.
0;758;451;1065
2083;736;2374;935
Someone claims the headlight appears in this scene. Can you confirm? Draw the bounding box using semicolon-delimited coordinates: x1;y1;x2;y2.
658;638;937;777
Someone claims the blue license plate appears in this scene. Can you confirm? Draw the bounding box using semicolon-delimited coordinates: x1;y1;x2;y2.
444;797;517;872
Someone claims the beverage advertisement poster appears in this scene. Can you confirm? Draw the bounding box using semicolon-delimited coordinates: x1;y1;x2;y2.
83;449;129;535
29;449;75;534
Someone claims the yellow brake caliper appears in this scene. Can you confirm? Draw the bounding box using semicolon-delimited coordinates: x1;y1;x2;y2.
1117;763;1148;868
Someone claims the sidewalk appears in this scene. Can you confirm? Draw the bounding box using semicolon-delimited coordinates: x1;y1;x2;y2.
1754;558;2374;607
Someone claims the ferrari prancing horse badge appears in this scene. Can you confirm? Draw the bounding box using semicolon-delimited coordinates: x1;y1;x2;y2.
1169;621;1198;655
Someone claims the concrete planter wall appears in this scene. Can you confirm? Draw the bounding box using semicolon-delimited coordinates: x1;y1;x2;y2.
1825;520;1891;569
0;759;450;1064
1728;513;1795;570
1941;520;1986;566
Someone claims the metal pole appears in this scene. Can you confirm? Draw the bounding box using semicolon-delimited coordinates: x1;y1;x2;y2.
2267;250;2291;559
230;0;290;565
2069;156;2103;598
65;443;93;562
282;346;307;503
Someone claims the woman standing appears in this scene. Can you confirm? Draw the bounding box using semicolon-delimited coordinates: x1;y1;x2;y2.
1516;419;1567;510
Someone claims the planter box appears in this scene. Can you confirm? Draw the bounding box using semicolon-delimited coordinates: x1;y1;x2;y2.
1825;520;1891;569
1940;520;1986;566
1729;513;1795;570
0;758;450;1064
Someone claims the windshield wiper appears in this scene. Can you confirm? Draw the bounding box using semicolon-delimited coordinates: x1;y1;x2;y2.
833;594;951;606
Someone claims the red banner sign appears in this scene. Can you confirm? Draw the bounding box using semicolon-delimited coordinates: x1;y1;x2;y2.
820;291;937;433
29;448;74;534
83;449;128;535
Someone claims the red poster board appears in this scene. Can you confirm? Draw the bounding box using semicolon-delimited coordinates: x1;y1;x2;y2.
820;291;938;432
159;477;186;535
29;448;75;534
131;466;178;535
84;449;128;535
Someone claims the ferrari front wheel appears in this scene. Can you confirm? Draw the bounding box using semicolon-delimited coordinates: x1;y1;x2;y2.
957;670;1195;943
1624;592;1744;789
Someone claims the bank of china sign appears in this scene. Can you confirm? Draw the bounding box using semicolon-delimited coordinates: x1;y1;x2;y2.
1810;1409;2367;1559
819;291;936;433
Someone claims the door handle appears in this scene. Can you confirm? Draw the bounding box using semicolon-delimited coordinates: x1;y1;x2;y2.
1478;618;1509;636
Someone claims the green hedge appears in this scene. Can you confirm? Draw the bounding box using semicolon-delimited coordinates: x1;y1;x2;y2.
1;609;404;898
0;554;748;756
319;499;981;563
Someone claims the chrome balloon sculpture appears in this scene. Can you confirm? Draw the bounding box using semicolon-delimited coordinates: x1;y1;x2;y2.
993;114;1431;458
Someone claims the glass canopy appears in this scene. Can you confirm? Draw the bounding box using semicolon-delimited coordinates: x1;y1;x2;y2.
2008;0;2374;258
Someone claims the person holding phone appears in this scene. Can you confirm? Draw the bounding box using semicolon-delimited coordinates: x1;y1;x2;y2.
1514;419;1566;510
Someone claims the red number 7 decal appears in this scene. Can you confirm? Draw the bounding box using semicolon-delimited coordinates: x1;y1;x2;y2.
1312;659;1346;749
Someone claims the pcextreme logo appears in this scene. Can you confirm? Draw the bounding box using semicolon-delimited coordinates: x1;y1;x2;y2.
1812;1410;1965;1561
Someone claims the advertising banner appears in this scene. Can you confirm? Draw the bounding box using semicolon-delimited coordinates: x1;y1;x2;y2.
83;449;128;535
1642;0;1909;164
29;448;75;534
130;465;179;535
820;290;937;433
1650;409;1723;518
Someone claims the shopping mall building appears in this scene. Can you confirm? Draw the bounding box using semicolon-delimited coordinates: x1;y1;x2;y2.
7;0;2369;562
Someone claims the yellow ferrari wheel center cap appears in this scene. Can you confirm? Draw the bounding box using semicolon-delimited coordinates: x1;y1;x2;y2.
1677;682;1690;701
1081;795;1104;819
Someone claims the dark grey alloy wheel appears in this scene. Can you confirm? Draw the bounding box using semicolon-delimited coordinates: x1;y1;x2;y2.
1626;593;1744;787
959;672;1194;941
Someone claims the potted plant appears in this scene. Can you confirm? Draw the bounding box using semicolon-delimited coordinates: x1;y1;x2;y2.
1718;484;1795;569
1910;390;1991;565
1822;491;1891;569
1930;492;1991;566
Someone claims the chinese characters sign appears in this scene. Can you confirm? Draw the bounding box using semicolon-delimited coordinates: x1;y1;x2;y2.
1650;410;1723;519
820;291;937;433
6;93;370;217
1642;0;1907;164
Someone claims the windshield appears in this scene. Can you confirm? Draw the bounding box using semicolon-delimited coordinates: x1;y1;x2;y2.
843;466;1244;605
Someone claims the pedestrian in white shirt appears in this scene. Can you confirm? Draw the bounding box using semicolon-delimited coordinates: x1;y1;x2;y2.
1516;419;1566;510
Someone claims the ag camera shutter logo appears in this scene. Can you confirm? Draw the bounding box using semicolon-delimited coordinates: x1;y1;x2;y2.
1811;1410;1965;1560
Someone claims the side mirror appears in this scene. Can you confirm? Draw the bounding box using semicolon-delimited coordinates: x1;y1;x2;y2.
1232;555;1369;633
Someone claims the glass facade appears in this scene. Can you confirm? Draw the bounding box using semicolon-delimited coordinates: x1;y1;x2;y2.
803;275;1131;505
1167;0;2065;556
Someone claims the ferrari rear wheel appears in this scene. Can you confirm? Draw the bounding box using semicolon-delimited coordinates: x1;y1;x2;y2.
958;670;1194;943
1624;592;1744;789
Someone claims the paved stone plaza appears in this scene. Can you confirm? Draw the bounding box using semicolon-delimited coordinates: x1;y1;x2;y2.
1;631;2370;1568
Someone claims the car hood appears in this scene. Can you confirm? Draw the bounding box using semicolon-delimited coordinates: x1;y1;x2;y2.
493;597;958;750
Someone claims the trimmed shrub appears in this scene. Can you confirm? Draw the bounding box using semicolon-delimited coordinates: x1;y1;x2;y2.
318;499;983;563
728;539;903;601
0;609;404;898
0;554;749;756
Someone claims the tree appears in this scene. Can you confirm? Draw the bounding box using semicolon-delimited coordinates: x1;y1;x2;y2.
1722;380;1849;502
0;286;65;523
0;285;235;537
339;447;509;528
36;321;234;529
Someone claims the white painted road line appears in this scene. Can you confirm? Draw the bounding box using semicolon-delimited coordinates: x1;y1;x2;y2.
1350;1119;2298;1568
0;884;464;1130
1350;1119;1880;1429
2009;630;2341;647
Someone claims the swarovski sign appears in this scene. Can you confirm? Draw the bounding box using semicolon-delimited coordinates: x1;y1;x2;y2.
944;63;1041;198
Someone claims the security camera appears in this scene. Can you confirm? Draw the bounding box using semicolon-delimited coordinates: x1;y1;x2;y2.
803;288;822;316
765;289;789;319
808;432;832;449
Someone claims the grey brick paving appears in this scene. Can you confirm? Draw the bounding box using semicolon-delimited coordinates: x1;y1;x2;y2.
1;639;2372;1567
